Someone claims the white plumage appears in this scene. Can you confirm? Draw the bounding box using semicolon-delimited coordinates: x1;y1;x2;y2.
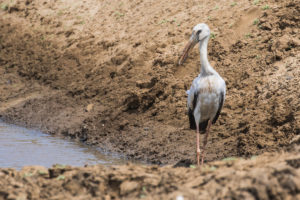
178;23;226;166
188;74;225;128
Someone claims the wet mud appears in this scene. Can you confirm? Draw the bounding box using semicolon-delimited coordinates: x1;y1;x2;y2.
0;0;299;199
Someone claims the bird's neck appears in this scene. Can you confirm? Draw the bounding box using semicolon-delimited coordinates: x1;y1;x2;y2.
199;36;215;75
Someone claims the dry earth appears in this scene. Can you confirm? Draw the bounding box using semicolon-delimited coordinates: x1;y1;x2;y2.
1;152;300;200
0;0;299;199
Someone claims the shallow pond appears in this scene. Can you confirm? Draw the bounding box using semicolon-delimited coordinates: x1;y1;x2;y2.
0;121;129;169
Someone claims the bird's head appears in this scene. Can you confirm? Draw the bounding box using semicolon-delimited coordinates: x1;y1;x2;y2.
178;23;211;65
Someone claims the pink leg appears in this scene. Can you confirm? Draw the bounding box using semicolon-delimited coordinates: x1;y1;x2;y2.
196;124;200;166
201;120;212;165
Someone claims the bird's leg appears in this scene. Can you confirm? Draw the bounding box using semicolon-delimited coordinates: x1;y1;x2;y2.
196;124;200;166
201;120;212;165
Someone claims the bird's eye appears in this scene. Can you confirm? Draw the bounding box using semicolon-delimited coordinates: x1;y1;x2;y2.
196;30;202;35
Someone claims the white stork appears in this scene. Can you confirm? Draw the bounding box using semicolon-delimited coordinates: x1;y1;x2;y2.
178;23;226;166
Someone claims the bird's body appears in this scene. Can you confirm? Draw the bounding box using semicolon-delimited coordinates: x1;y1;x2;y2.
178;23;226;166
187;73;225;132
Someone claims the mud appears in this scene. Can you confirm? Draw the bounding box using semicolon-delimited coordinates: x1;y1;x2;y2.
0;0;299;198
1;152;300;199
1;0;299;165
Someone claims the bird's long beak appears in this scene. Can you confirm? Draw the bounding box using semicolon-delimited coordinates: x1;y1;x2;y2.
178;39;197;65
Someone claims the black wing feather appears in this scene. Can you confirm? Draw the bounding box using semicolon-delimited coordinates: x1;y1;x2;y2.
188;92;208;133
188;92;198;130
212;91;224;124
199;119;209;132
188;108;196;130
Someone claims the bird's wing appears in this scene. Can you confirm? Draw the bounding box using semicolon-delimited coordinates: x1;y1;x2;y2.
187;78;200;110
187;89;194;110
187;82;199;130
212;86;226;124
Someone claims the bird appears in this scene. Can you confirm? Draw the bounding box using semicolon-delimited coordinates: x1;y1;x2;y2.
178;23;226;166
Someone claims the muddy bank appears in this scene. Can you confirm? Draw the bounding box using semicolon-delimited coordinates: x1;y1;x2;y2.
0;0;300;199
1;152;300;199
0;0;299;166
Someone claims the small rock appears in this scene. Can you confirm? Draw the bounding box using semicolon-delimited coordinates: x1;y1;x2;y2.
85;104;94;112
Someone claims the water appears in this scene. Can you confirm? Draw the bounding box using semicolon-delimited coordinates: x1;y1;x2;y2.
0;121;129;169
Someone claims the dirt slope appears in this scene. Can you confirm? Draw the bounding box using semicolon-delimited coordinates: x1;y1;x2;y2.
0;0;299;164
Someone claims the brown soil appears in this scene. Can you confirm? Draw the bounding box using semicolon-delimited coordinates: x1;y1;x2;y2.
0;0;299;199
1;152;300;199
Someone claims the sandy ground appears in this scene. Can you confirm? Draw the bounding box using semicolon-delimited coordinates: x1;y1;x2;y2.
0;0;299;199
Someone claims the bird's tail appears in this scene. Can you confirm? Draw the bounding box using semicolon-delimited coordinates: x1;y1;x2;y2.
199;120;209;133
188;109;208;133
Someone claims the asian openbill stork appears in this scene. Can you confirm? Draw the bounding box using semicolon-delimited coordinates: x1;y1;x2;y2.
178;23;226;166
